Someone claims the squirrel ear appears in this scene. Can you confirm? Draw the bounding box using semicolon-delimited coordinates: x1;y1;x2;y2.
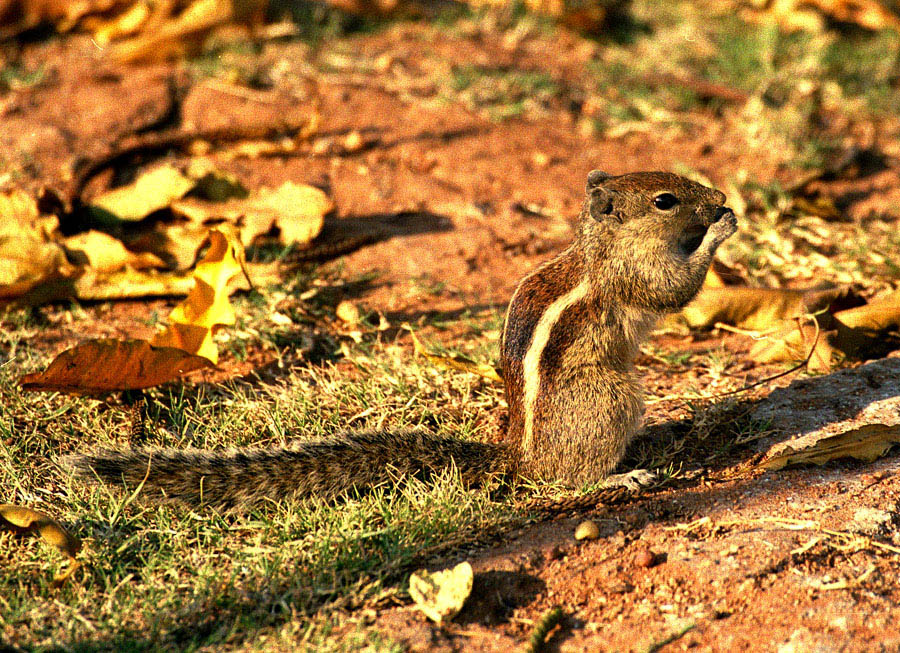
588;186;616;221
586;169;611;191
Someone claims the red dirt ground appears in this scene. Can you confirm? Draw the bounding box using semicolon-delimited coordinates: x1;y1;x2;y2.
3;22;900;652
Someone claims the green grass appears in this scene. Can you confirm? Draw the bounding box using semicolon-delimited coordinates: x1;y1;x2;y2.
444;64;561;121
0;286;517;650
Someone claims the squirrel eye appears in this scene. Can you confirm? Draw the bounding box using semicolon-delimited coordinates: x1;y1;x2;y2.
653;193;679;210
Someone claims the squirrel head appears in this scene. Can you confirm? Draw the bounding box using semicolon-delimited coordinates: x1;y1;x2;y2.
579;170;736;311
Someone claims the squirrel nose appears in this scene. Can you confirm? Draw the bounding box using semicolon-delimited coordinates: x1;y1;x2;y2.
714;206;733;221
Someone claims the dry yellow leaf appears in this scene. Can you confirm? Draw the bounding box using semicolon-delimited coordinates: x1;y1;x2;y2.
0;0;96;36
834;290;900;334
409;561;473;624
73;267;195;300
111;0;267;62
0;503;82;585
682;285;856;331
0;189;59;238
761;424;900;471
90;164;195;221
335;300;361;326
0;189;80;299
748;319;836;373
88;0;151;44
126;221;212;271
171;181;330;247
748;290;900;371
151;225;246;363
0;236;78;299
0;504;81;557
64;229;165;273
755;0;900;32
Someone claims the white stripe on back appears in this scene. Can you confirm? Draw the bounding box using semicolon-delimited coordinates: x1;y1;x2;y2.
521;278;590;456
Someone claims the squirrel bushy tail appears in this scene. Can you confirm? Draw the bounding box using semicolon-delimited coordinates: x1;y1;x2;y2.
69;431;513;511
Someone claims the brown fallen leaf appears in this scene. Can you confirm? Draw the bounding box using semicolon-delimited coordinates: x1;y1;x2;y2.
761;423;900;471
19;338;214;394
406;325;503;383
151;225;247;363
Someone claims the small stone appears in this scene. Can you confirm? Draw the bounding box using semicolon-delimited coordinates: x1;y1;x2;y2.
575;520;600;541
343;130;365;153
336;300;361;326
850;507;894;536
634;548;656;568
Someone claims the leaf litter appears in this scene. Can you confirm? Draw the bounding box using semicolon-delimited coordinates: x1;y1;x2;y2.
19;225;245;393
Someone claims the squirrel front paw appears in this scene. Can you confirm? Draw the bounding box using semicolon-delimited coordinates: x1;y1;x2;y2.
603;468;659;492
704;208;737;249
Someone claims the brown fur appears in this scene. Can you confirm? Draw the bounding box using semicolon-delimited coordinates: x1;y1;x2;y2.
69;171;736;509
500;171;736;486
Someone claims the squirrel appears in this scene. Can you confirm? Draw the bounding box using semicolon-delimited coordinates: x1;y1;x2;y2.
68;170;737;511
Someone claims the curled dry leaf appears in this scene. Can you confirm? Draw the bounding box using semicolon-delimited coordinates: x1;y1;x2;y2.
406;325;503;383
0;504;82;585
761;424;900;471
19;339;214;394
151;225;247;363
408;561;474;624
